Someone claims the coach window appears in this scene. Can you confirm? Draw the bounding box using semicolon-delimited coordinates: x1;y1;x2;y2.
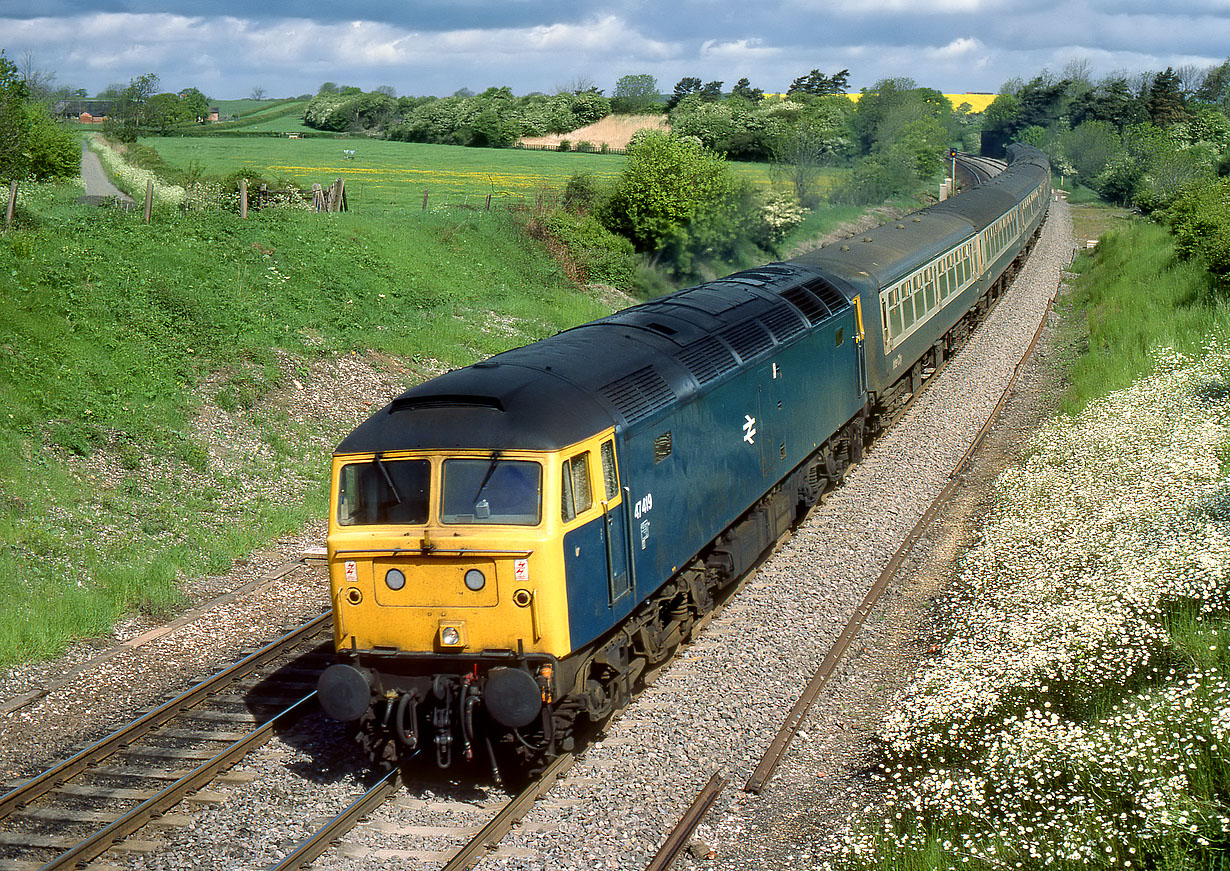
561;451;593;522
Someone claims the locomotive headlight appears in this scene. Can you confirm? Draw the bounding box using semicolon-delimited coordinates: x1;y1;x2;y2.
385;568;406;591
464;569;486;591
438;621;466;647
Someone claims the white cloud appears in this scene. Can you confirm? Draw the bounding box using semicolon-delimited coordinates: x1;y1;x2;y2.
699;38;782;62
929;37;984;61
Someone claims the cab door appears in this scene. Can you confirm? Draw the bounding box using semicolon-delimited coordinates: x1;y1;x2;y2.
599;440;631;603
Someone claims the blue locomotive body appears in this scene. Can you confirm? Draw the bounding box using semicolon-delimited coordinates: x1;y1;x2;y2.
560;271;866;649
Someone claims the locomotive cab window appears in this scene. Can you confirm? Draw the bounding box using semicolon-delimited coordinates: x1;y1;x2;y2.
561;451;593;522
440;457;541;525
338;458;430;526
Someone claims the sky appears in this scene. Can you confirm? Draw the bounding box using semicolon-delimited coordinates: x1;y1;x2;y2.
2;0;1229;102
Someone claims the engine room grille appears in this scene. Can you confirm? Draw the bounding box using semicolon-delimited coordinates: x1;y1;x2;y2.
759;304;806;342
779;285;830;325
600;366;676;424
718;321;774;362
677;336;738;386
805;278;850;313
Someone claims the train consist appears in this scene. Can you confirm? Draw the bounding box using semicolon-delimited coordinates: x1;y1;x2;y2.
317;144;1052;775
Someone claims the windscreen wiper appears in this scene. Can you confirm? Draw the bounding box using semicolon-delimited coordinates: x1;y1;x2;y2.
373;453;403;504
473;450;502;502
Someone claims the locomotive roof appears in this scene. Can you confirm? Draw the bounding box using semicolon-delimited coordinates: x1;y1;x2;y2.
336;264;855;454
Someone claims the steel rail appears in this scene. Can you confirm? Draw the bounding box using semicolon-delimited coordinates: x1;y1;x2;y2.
644;772;727;871
441;751;574;871
745;283;1059;795
0;612;332;822
268;767;403;871
265;749;574;871
38;693;318;870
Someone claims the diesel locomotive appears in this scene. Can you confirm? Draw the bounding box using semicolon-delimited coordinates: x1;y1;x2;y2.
317;145;1052;774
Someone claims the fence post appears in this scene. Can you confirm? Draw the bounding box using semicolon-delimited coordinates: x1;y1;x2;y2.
240;178;248;219
484;193;491;211
422;189;428;211
144;179;153;223
5;180;15;230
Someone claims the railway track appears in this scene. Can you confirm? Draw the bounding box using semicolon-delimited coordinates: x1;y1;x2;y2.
0;614;333;870
955;152;1007;187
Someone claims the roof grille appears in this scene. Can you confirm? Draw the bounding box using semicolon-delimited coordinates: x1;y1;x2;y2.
718;321;773;362
760;304;806;342
805;278;850;313
600;366;676;424
727;265;795;285
678;336;738;386
780;285;831;325
673;284;755;315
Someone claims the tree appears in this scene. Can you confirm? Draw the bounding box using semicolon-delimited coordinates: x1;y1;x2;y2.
852;78;951;154
666;77;702;111
788;69;850;97
730;78;763;104
555;76;601;96
1069;76;1147;131
1195;60;1230;112
0;52;29;181
0;50;79;182
145;92;191;134
699;81;724;102
102;72;159;142
249;86;266;101
1146;67;1187;125
1060;120;1123;181
771;124;837;207
600;129;731;252
611;74;659;114
178;87;210;123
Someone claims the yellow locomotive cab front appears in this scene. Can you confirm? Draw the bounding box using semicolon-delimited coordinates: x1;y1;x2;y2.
326;449;573;660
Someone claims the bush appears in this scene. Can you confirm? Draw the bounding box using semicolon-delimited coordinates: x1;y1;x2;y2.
0;54;80;182
22;109;80;180
749;191;807;249
562;172;601;214
1162;176;1230;291
600;129;731;253
531;212;636;288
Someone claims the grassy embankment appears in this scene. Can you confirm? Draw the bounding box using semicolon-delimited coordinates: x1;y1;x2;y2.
831;193;1230;871
0;175;614;668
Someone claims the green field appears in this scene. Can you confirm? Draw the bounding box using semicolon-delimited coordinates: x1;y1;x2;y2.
139;136;778;207
213;98;307;121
